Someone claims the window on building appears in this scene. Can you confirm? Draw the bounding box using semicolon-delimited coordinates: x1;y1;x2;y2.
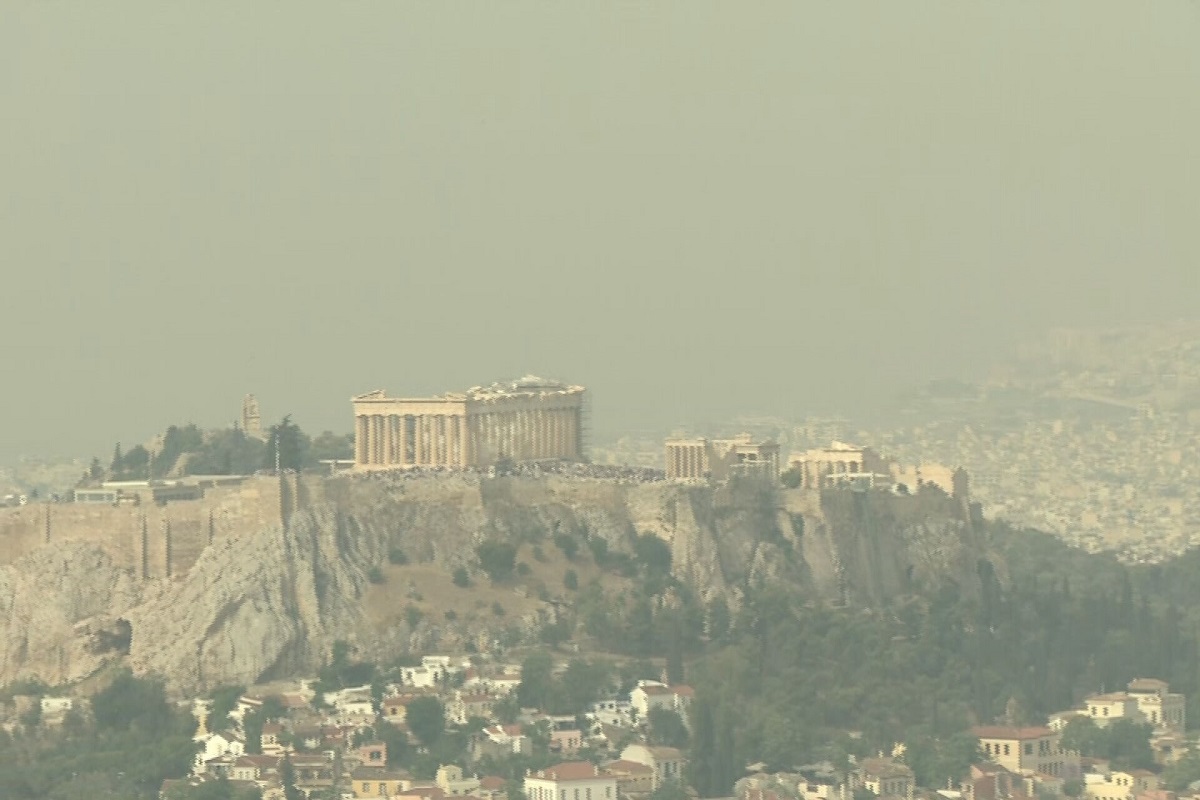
1004;744;1010;755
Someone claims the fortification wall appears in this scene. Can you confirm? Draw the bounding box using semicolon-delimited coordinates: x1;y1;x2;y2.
0;476;289;578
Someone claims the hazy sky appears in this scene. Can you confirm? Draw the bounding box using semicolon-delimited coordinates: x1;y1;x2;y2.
3;2;1198;462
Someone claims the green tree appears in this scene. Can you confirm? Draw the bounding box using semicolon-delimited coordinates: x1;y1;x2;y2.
309;430;354;464
406;696;445;747
634;533;672;577
554;532;580;560
206;685;246;732
477;541;517;582
453;567;471;587
19;701;41;731
780;466;803;489
518;651;555;710
558;659;610;714
649;781;690;800
264;415;310;472
1162;750;1200;791
91;670;173;735
377;720;411;766
648;708;689;748
494;694;520;724
187;427;266;475
281;754;302;800
563;569;579;591
244;710;265;755
1104;719;1155;771
707;597;731;642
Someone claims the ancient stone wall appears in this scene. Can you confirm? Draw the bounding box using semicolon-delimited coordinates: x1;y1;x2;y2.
0;476;287;578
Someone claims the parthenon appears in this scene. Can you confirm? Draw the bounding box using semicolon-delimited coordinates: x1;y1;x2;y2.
351;376;585;470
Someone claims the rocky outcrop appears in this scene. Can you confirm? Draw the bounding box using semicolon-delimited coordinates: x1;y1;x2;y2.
0;474;995;694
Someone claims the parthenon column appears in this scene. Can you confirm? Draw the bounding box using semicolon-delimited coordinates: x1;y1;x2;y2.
565;411;576;459
399;415;410;466
518;410;528;460
459;415;469;466
531;410;542;459
412;415;423;465
382;414;394;465
355;416;367;465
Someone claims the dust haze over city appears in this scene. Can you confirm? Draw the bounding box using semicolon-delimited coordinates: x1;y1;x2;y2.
3;2;1198;465
4;3;1200;800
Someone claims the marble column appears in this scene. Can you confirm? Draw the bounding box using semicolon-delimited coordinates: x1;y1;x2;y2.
566;410;577;459
355;416;367;465
459;415;469;466
399;415;410;466
521;409;532;460
383;415;395;465
412;415;423;466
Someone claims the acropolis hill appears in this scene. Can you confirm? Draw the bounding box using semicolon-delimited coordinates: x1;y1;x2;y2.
0;469;988;694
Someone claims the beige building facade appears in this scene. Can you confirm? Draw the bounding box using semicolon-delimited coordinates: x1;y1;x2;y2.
788;441;968;498
789;442;892;489
1127;678;1186;732
665;434;780;482
971;726;1079;779
352;376;585;470
1082;679;1185;733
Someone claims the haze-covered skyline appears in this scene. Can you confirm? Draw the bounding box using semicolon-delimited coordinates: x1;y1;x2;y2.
2;2;1198;463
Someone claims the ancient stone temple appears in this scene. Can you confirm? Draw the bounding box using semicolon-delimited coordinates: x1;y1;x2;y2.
351;376;585;469
664;433;781;482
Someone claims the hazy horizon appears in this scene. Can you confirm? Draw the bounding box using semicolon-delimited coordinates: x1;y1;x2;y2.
3;2;1198;464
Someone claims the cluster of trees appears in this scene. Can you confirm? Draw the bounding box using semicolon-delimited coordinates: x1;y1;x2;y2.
1059;717;1155;771
0;670;198;799
476;499;1200;798
676;519;1200;796
516;652;613;716
86;419;354;483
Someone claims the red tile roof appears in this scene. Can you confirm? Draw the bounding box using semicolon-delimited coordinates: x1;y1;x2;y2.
605;760;654;775
536;762;607;781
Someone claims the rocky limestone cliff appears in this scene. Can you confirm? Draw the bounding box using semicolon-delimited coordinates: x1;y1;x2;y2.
0;474;996;694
